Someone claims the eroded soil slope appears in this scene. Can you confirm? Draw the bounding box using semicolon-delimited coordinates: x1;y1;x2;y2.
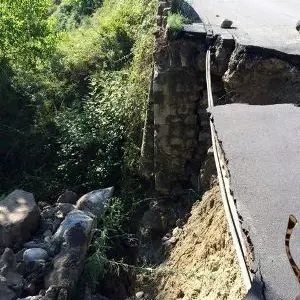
136;186;246;300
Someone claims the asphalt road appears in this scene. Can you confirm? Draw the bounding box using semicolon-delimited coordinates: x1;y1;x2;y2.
190;0;300;55
211;104;300;299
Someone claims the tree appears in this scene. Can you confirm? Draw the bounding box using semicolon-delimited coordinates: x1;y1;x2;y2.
0;0;55;66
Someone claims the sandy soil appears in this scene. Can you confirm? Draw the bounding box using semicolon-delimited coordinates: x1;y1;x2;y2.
136;186;246;300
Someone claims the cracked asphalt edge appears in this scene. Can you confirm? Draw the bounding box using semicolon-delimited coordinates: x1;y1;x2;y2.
244;259;265;300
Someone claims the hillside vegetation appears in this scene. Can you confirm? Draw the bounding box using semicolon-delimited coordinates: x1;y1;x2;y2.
0;2;156;296
0;0;156;201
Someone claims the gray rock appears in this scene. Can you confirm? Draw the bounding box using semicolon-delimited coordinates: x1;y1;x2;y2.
0;275;16;300
40;206;55;220
55;204;75;217
172;227;182;237
5;270;23;294
17;286;65;300
297;20;300;32
43;230;52;238
0;190;40;248
163;236;178;249
21;290;36;298
30;285;66;300
23;242;46;249
23;260;47;295
136;291;144;299
56;191;78;205
23;248;49;263
53;209;96;253
175;218;184;228
0;249;24;299
15;249;25;263
76;187;113;216
44;237;51;245
220;19;233;29
45;249;84;291
56;288;68;300
0;248;16;271
45;209;97;297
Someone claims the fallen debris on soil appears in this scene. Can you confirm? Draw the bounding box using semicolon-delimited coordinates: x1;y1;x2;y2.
135;186;246;300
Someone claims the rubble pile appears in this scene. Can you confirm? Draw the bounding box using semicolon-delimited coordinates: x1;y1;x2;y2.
0;187;114;300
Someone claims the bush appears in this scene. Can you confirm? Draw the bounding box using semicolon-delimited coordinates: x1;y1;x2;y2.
55;69;129;190
84;196;129;290
54;0;157;190
58;0;147;71
52;0;104;31
167;12;186;32
1;0;157;201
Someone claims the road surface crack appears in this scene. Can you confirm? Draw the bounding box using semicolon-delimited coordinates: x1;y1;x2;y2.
258;261;267;300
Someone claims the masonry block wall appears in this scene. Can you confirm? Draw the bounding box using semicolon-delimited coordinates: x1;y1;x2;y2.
153;36;211;194
140;1;221;195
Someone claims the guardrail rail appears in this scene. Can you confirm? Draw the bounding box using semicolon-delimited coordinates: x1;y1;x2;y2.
206;49;252;291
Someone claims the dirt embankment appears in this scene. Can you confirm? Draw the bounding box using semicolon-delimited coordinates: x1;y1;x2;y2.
136;186;246;300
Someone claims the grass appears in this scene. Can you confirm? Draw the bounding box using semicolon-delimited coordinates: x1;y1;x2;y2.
167;13;186;33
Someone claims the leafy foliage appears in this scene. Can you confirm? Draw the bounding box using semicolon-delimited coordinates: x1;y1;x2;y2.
0;0;157;200
0;0;56;66
1;0;158;295
55;69;129;189
84;197;128;289
53;0;103;31
58;0;145;71
53;0;157;192
0;0;60;198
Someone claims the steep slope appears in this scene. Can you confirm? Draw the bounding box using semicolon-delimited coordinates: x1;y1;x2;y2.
136;186;246;299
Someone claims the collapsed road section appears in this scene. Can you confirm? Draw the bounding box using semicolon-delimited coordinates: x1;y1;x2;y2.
195;0;300;298
189;0;300;55
210;104;300;300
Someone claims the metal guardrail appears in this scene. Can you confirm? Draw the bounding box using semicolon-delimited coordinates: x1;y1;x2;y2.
206;49;252;291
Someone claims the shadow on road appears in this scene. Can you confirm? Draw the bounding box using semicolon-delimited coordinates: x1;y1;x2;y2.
244;276;298;300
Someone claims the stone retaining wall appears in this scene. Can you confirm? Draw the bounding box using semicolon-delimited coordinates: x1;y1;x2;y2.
140;1;214;194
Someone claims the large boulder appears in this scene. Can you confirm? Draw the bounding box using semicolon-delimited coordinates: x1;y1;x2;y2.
52;209;96;254
0;190;40;248
76;187;114;216
45;249;84;291
45;209;98;296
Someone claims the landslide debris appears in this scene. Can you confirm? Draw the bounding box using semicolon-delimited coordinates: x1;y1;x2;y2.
135;186;246;300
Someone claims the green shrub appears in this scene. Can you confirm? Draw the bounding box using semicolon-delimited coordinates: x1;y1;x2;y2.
52;0;104;31
167;12;186;32
0;0;157;200
55;69;129;189
84;197;128;290
0;0;56;68
55;0;157;188
58;0;147;71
